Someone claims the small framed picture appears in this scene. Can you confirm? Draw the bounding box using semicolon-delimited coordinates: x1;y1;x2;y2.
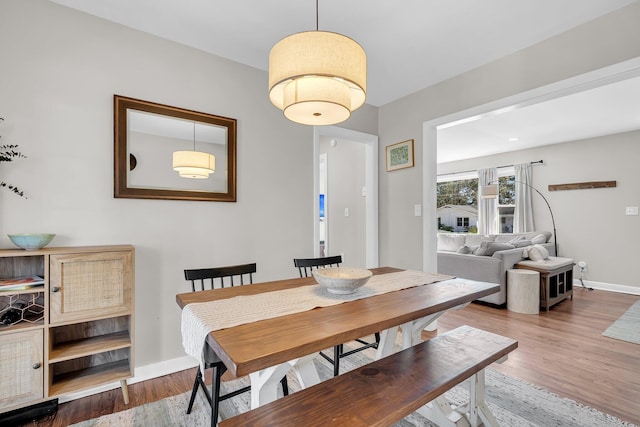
386;139;414;171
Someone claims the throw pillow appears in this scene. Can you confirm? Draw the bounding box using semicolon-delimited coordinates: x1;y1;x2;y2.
525;244;550;261
530;234;548;244
514;239;532;248
508;235;524;244
474;242;515;256
457;245;472;254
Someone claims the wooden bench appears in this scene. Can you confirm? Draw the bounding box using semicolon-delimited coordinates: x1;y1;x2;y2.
219;325;518;427
516;257;575;311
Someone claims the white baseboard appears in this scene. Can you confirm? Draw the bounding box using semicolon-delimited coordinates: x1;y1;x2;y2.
574;279;640;295
57;355;198;404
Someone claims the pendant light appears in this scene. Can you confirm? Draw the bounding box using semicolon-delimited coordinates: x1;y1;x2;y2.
172;122;215;179
268;0;366;126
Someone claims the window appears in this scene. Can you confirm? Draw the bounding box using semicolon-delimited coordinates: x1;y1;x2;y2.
436;174;478;233
437;178;478;208
497;176;515;233
456;217;469;227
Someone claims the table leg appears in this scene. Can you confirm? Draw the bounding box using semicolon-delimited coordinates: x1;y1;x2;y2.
248;353;321;409
375;326;399;360
248;362;293;409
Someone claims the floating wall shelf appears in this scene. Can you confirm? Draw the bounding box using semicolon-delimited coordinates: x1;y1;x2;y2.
548;180;616;192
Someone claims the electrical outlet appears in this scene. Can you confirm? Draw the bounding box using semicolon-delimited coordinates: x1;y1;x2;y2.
626;206;639;216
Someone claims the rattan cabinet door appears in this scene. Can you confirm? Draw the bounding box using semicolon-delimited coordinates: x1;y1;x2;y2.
49;251;133;324
0;329;44;410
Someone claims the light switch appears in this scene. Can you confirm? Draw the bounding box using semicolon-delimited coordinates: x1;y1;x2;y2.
344;207;349;217
626;206;639;216
414;204;422;217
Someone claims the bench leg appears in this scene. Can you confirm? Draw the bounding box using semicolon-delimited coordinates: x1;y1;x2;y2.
468;370;500;427
417;367;503;427
416;396;471;427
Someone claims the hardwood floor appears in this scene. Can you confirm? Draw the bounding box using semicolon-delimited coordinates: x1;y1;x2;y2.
19;287;640;426
429;287;640;425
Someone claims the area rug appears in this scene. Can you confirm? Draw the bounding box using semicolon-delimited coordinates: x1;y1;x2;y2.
70;344;636;427
602;300;640;344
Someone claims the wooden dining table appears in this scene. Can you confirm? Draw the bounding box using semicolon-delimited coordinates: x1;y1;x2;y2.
177;267;499;409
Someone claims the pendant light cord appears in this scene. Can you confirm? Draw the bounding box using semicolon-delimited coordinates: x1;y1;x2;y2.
193;122;196;151
316;0;319;31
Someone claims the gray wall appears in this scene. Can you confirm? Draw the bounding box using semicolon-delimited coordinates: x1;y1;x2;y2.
0;0;377;368
377;2;640;289
438;131;640;288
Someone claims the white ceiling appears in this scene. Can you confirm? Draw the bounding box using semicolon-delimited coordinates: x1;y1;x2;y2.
437;74;640;163
49;0;640;161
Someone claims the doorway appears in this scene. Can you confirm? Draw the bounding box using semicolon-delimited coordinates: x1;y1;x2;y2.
314;126;379;268
422;57;640;272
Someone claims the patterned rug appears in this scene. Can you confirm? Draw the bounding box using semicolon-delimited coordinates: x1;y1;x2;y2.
71;343;636;427
602;300;640;344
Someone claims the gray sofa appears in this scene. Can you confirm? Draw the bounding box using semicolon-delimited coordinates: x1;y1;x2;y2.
436;231;555;305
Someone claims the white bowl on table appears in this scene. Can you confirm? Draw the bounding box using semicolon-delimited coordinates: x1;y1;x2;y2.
312;267;373;295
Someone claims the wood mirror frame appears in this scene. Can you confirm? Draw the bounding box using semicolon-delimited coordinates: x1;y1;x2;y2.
114;95;237;202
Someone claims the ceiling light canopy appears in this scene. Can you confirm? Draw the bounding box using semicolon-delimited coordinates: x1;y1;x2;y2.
268;3;366;126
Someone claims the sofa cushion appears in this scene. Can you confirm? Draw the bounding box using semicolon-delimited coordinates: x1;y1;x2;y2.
474;242;515;257
464;234;494;247
437;234;466;252
524;244;550;261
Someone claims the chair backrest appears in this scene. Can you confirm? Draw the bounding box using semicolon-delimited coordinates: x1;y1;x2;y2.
293;255;342;278
184;263;257;292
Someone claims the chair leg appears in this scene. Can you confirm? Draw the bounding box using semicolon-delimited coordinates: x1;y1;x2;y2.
211;365;223;427
280;377;289;396
186;369;202;414
333;345;340;377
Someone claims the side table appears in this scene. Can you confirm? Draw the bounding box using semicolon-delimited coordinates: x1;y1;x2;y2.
507;269;540;314
515;257;575;311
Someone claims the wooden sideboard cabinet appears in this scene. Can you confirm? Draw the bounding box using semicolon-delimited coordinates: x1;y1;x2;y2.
0;245;134;415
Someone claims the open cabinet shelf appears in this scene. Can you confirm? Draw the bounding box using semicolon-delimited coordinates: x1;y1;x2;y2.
0;245;135;416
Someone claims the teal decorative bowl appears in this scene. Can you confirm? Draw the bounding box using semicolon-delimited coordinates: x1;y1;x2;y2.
8;233;56;250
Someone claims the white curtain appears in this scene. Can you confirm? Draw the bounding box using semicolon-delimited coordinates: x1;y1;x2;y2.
477;168;498;235
513;163;534;232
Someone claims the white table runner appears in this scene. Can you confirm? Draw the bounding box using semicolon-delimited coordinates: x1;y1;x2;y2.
181;270;453;363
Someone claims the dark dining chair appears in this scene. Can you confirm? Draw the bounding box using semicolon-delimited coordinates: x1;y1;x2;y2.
293;255;380;377
184;263;289;425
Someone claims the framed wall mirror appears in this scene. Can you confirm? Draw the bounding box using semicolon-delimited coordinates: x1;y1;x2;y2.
114;95;237;202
